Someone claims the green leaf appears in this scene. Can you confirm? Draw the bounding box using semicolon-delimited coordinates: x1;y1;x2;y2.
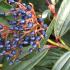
54;0;70;37
0;18;11;27
32;48;66;70
52;52;70;70
61;30;70;47
37;48;65;66
4;48;48;70
0;1;12;12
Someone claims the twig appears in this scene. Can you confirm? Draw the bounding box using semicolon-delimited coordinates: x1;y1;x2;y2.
47;39;70;51
18;0;22;3
0;64;3;68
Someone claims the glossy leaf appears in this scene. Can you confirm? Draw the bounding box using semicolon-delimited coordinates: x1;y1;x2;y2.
52;52;70;70
32;48;66;70
0;1;12;12
0;18;11;27
54;0;70;37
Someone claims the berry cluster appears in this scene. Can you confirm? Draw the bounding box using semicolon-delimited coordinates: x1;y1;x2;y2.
0;1;47;65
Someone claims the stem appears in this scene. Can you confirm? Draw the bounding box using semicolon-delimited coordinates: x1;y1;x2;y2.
18;0;22;3
47;39;70;51
0;64;3;68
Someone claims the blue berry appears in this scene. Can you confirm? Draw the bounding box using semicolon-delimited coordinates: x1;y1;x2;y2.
36;36;41;41
0;45;3;48
12;41;17;46
27;13;32;18
18;26;23;31
0;25;3;30
32;43;37;48
19;44;23;48
27;22;33;28
13;34;18;37
23;41;29;45
20;19;25;24
9;54;13;57
18;10;26;15
30;36;35;41
9;21;17;25
2;51;6;55
43;24;48;28
15;59;19;62
22;3;26;6
9;61;13;65
27;5;32;10
25;36;30;41
6;46;11;50
5;40;10;44
8;0;15;4
30;31;35;35
12;44;17;48
11;50;16;55
29;48;33;53
38;18;44;23
41;30;46;36
6;56;10;60
30;41;34;45
13;12;18;18
14;26;19;30
15;38;19;41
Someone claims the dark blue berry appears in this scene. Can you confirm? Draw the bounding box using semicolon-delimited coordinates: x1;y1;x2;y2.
27;22;33;28
36;36;41;41
9;21;17;25
11;50;16;55
22;3;26;6
8;0;15;4
0;45;3;48
30;36;35;41
43;24;48;28
15;59;19;62
15;38;19;41
9;61;13;65
27;5;32;10
27;13;32;18
32;43;37;48
20;19;25;24
30;41;34;45
23;41;29;45
29;48;33;53
18;26;23;31
38;18;44;23
18;10;26;15
25;36;30;41
5;40;10;44
14;26;19;30
30;31;35;35
0;25;3;30
6;56;10;60
19;44;23;48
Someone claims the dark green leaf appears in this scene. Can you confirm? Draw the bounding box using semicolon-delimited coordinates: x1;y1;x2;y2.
0;1;12;12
